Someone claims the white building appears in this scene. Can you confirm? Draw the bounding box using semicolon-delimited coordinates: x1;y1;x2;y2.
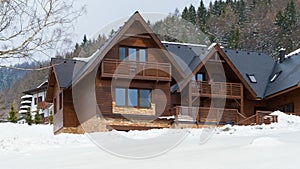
19;80;53;124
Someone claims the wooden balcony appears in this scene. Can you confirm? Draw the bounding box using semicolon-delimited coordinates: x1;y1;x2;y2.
101;59;171;81
191;81;242;99
174;106;239;124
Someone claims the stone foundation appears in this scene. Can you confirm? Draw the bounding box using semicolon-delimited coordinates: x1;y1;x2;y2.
112;102;156;116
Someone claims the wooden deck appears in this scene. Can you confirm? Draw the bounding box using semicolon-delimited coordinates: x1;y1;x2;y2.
237;110;278;125
191;81;242;99
174;106;239;124
101;59;171;81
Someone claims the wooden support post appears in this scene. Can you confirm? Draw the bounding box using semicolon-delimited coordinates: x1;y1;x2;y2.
240;84;244;116
188;82;192;116
175;106;179;126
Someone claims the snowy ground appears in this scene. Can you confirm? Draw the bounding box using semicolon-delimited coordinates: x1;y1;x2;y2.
1;111;300;169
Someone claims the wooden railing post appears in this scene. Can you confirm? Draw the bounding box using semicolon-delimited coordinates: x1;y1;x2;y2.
175;106;179;126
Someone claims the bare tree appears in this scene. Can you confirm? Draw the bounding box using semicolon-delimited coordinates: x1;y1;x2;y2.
0;0;84;64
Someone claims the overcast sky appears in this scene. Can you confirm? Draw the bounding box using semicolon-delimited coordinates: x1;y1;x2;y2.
73;0;213;42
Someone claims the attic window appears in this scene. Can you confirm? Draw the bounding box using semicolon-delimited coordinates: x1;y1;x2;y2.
247;74;257;83
270;71;282;83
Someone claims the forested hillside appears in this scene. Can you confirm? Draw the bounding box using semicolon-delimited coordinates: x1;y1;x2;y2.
152;0;300;58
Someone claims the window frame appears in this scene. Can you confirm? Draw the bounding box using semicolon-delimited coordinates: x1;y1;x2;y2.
118;46;147;62
115;87;151;108
246;74;257;83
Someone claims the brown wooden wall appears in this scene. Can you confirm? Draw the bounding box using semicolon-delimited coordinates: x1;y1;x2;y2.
265;88;300;115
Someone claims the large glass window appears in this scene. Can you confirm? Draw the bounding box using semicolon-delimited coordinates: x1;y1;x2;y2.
140;89;151;108
115;88;151;108
128;89;138;107
139;49;146;62
119;47;126;61
115;88;126;106
128;48;137;61
119;47;146;62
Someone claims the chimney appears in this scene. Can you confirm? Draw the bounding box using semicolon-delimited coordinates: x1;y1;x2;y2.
279;48;286;63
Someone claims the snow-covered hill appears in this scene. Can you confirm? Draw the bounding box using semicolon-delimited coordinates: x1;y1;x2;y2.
1;111;300;169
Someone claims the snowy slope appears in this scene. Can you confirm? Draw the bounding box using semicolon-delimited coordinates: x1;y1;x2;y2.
1;111;300;169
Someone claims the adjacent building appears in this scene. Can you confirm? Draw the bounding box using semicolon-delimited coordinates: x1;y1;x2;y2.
19;81;53;124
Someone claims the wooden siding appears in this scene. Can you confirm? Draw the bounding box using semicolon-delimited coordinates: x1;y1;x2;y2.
265;88;300;115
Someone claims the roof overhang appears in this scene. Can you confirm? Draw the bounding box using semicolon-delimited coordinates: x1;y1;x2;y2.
263;83;300;100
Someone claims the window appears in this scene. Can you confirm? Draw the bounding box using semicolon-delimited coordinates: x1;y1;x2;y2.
115;88;126;106
128;48;137;61
59;92;63;110
119;47;147;62
38;96;43;103
139;49;146;62
247;74;257;83
34;97;37;105
119;47;126;61
270;71;282;83
140;89;151;108
115;88;151;108
192;73;204;81
128;89;138;107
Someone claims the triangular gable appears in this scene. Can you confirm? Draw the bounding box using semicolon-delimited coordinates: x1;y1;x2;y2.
72;11;186;86
177;44;257;98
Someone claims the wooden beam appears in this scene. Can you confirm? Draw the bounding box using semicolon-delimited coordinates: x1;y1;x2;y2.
123;33;152;39
241;84;245;116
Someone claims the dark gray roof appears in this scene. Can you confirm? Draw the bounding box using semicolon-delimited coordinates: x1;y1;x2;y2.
162;42;209;92
163;42;209;76
224;49;276;99
265;53;300;97
52;58;87;88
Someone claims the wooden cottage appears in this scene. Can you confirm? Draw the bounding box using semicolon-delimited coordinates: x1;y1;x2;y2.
46;12;300;134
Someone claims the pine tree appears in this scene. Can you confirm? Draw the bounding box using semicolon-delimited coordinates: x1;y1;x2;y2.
196;0;207;31
34;109;42;124
188;5;197;24
81;34;88;47
7;104;18;123
25;108;33;125
228;27;241;49
182;7;189;20
48;110;53;125
285;0;296;27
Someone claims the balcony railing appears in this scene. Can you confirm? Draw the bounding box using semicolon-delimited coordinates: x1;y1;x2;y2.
101;59;171;81
174;106;239;124
191;81;242;99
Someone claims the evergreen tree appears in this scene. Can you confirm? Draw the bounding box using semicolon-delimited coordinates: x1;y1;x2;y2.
7;104;18;123
25;108;33;125
34;110;42;124
48;110;53;125
188;5;197;24
285;0;296;27
81;34;88;47
182;7;189;20
196;0;207;31
228;27;241;49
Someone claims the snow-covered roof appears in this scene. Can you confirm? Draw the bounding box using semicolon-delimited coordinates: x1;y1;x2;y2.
21;95;32;99
286;48;300;58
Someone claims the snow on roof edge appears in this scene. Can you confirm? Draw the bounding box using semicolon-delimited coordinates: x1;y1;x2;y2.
161;41;208;48
286;48;300;58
